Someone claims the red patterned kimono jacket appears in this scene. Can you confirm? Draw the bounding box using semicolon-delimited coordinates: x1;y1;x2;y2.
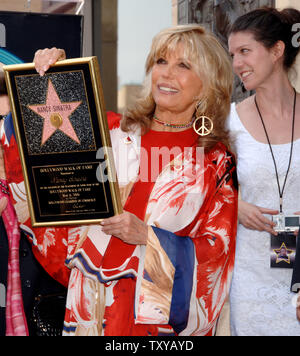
1;112;238;336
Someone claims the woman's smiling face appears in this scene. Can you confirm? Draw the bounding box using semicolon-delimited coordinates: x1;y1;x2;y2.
151;42;203;117
228;31;277;91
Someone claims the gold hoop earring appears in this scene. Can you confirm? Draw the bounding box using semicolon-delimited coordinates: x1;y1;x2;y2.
193;115;214;137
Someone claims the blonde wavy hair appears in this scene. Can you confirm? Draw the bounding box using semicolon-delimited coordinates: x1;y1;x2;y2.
121;24;233;151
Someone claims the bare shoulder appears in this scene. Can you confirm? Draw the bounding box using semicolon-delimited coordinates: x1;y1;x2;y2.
236;95;254;111
235;95;255;118
296;91;300;106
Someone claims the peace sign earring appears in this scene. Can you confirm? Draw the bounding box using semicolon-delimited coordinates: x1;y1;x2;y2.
193;102;214;137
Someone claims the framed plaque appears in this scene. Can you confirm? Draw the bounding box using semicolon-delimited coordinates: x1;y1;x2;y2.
4;57;122;227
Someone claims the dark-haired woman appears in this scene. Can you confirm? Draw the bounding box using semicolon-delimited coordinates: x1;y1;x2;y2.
227;7;300;336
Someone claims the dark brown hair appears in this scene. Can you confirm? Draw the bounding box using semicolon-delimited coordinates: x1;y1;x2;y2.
229;7;300;70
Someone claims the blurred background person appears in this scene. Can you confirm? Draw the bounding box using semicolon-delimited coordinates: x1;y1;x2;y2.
0;65;67;336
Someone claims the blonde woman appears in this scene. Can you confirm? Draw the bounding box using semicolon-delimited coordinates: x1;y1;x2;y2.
8;25;238;336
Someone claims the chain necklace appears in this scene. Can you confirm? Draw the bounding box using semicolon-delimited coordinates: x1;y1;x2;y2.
153;115;194;129
254;88;296;213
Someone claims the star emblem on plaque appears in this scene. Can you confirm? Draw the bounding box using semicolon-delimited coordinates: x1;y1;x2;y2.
11;69;98;156
28;79;82;146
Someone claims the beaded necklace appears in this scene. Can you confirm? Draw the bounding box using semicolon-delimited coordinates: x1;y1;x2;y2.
153;115;194;129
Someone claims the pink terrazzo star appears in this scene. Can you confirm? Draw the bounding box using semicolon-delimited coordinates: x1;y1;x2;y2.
28;79;82;145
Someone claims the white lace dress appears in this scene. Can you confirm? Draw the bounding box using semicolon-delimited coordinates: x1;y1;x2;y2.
228;103;300;336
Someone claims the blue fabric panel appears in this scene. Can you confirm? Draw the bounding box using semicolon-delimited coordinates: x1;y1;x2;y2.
152;227;195;334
